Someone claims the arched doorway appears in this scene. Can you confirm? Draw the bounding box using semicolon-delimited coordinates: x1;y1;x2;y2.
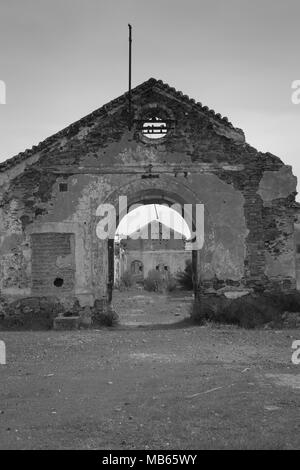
105;195;200;325
95;175;204;305
105;192;201;307
130;259;144;283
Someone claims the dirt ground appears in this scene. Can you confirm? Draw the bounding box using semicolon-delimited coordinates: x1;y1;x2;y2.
0;289;299;450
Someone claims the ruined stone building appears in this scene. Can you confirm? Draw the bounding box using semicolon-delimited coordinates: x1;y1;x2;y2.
115;220;191;284
0;78;298;318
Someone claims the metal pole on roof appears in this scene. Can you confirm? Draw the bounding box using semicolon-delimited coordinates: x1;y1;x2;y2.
128;24;132;130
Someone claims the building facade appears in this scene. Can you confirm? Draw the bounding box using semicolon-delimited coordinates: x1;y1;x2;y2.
0;78;298;318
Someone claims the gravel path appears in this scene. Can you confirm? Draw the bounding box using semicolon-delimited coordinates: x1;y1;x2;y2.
0;291;299;449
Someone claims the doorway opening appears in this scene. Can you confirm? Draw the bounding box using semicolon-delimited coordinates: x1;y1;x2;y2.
111;203;195;326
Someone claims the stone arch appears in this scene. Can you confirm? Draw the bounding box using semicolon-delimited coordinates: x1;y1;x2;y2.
95;175;204;302
130;259;144;283
131;259;143;274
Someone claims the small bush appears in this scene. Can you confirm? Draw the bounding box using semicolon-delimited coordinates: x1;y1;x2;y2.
190;292;290;329
190;300;206;325
92;309;119;327
144;269;163;292
220;296;281;329
92;300;119;327
190;296;230;324
265;291;300;313
176;259;193;290
166;276;177;292
120;270;134;288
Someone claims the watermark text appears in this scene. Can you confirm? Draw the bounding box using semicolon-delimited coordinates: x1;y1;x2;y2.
0;80;6;104
291;80;300;104
291;340;300;365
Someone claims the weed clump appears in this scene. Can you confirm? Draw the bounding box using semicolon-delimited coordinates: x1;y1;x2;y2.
176;260;193;291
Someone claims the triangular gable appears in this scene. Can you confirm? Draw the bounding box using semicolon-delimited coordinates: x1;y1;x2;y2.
0;77;244;173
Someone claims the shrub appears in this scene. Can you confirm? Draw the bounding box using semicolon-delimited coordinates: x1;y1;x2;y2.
92;300;119;327
190;295;230;324
265;291;300;313
120;270;134;288
92;309;119;327
190;300;206;325
166;276;177;292
220;295;281;329
190;293;286;329
144;269;163;292
176;259;193;290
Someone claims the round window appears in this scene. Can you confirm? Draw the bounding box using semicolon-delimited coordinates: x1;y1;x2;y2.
142;117;168;140
137;105;174;142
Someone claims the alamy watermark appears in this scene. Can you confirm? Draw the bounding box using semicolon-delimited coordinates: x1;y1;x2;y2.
0;340;6;365
291;80;300;104
291;340;300;365
95;196;204;249
0;80;6;104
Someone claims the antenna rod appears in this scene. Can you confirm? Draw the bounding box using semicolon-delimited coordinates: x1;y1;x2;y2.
128;24;132;130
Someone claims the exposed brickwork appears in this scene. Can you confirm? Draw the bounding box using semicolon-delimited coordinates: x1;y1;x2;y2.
31;233;75;295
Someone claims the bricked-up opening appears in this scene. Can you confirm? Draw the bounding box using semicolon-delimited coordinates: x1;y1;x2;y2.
31;233;75;294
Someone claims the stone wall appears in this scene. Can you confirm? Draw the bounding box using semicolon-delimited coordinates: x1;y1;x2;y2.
126;250;191;279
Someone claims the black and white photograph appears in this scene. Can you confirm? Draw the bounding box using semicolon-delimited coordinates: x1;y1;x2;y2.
0;0;299;453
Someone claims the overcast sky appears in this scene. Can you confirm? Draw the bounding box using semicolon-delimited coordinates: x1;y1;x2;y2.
116;205;191;239
0;0;299;195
